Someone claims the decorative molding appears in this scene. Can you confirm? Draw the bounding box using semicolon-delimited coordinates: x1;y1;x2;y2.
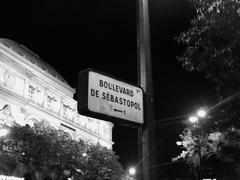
0;42;113;148
4;70;16;89
0;86;27;104
0;44;75;94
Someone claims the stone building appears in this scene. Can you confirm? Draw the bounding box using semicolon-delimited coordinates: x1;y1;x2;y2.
0;38;113;149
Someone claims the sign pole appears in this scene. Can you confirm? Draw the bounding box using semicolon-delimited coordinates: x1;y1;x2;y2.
137;0;157;180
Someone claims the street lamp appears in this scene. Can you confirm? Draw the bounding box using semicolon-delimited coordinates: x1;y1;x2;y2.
126;167;137;180
197;109;207;118
189;116;198;123
189;109;207;180
129;167;136;176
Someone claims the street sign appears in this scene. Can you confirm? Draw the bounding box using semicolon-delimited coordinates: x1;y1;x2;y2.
78;69;143;124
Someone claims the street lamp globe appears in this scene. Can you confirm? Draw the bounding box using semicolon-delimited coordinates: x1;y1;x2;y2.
129;167;136;176
189;116;198;123
197;109;207;118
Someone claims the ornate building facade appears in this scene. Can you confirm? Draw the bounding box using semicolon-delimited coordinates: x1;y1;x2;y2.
0;38;113;149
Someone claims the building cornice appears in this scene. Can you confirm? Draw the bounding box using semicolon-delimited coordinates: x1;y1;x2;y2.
0;44;75;95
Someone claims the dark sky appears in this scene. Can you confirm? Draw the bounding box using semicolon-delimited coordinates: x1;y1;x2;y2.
0;0;216;170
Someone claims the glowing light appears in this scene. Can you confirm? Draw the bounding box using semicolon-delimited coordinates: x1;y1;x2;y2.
129;167;136;176
197;109;207;118
82;153;87;157
176;141;182;146
189;116;198;123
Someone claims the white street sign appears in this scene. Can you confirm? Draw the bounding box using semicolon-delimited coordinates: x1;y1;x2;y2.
87;71;143;124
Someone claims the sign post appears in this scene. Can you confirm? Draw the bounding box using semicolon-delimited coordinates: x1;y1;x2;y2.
137;0;157;179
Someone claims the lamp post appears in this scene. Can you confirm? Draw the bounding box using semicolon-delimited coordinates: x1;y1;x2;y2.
189;109;207;180
137;0;157;178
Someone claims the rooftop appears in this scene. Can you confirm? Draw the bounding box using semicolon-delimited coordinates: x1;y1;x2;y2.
0;38;69;86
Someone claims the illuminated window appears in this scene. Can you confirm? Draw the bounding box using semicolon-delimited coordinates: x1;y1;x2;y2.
28;85;44;106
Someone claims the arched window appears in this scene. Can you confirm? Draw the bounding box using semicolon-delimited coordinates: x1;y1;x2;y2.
25;115;39;127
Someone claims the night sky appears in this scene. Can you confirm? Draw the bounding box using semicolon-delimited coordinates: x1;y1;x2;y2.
0;0;216;170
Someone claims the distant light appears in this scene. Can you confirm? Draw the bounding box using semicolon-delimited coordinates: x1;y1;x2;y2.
197;109;207;118
21;151;27;157
129;167;136;176
189;116;198;123
0;128;9;137
82;153;87;157
176;141;182;146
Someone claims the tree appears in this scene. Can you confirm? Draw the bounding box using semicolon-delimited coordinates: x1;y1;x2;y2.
81;143;124;180
173;125;240;178
0;122;124;180
177;0;240;98
175;0;240;178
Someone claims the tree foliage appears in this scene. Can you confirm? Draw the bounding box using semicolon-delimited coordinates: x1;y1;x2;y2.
0;122;124;180
175;0;240;175
177;0;240;97
83;144;124;180
173;124;240;178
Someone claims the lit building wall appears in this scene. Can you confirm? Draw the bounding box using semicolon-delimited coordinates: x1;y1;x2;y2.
0;38;113;149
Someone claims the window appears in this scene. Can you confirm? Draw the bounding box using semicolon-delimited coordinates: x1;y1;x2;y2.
28;85;35;101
